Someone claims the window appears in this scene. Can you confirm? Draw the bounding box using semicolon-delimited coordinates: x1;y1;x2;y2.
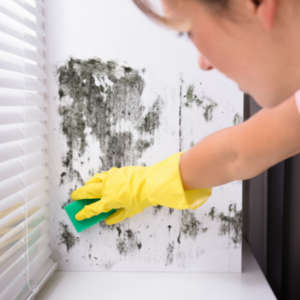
0;1;57;299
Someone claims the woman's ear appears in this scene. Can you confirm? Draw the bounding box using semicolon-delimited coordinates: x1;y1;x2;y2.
253;0;277;30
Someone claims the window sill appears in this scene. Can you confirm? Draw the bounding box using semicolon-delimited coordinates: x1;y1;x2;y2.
35;238;276;300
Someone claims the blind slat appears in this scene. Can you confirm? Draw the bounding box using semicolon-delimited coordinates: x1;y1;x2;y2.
0;91;45;107
0;74;46;92
0;1;55;298
0;166;48;200
0;220;48;265
0;235;50;291
13;0;43;20
16;258;57;300
0;4;39;35
0;21;44;51
0;206;47;255
0;179;48;212
0;136;47;163
0;247;54;300
0;106;47;125
0;151;47;182
0;194;48;237
0;123;47;144
0;58;45;78
0;39;44;63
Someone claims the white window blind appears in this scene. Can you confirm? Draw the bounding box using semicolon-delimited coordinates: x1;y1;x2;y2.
0;1;57;300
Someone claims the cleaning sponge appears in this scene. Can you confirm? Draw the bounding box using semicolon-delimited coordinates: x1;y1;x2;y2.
64;198;116;233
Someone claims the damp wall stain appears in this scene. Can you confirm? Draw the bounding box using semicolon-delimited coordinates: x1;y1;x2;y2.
176;210;208;244
179;210;201;239
184;84;203;107
233;113;243;126
98;221;142;255
165;241;175;266
180;80;218;122
207;204;242;245
116;229;143;255
153;204;163;215
58;222;80;252
57;57;164;190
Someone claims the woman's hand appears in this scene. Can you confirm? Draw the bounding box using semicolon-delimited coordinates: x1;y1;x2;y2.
70;152;212;225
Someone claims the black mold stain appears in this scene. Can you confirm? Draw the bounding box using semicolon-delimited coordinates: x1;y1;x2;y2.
180;79;218;122
184;85;203;107
116;228;143;255
167;225;172;232
177;210;209;244
208;206;216;220
153;204;163;215
233;113;243;126
203;102;218;122
165;241;175;266
207;204;242;245
58;222;79;252
116;225;122;237
137;97;162;135
177;231;181;244
135;139;152;153
99;220;116;231
104;261;114;270
57;57;163;190
179;210;201;239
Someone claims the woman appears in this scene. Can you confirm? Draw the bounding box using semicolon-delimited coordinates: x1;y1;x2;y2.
71;0;300;225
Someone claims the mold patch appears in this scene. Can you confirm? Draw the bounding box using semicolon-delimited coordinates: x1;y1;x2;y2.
233;113;243;126
184;85;203;107
153;205;163;215
58;222;79;252
177;210;208;244
116;228;143;255
179;210;201;239
180;79;218;122
165;241;175;266
207;204;242;245
57;57;163;190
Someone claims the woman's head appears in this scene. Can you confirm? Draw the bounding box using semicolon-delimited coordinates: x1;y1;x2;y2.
133;0;300;108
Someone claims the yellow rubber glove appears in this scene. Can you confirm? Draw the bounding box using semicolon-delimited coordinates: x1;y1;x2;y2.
70;152;212;225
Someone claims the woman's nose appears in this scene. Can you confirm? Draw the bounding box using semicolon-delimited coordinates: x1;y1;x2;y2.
198;54;214;71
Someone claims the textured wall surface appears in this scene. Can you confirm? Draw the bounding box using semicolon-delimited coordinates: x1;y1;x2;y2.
45;0;244;272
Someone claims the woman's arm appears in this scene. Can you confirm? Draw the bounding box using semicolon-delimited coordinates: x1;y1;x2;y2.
179;94;300;189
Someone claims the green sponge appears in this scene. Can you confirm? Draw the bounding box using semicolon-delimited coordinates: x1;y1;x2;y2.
64;198;117;233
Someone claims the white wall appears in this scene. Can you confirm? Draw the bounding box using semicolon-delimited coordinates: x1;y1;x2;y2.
45;0;243;272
